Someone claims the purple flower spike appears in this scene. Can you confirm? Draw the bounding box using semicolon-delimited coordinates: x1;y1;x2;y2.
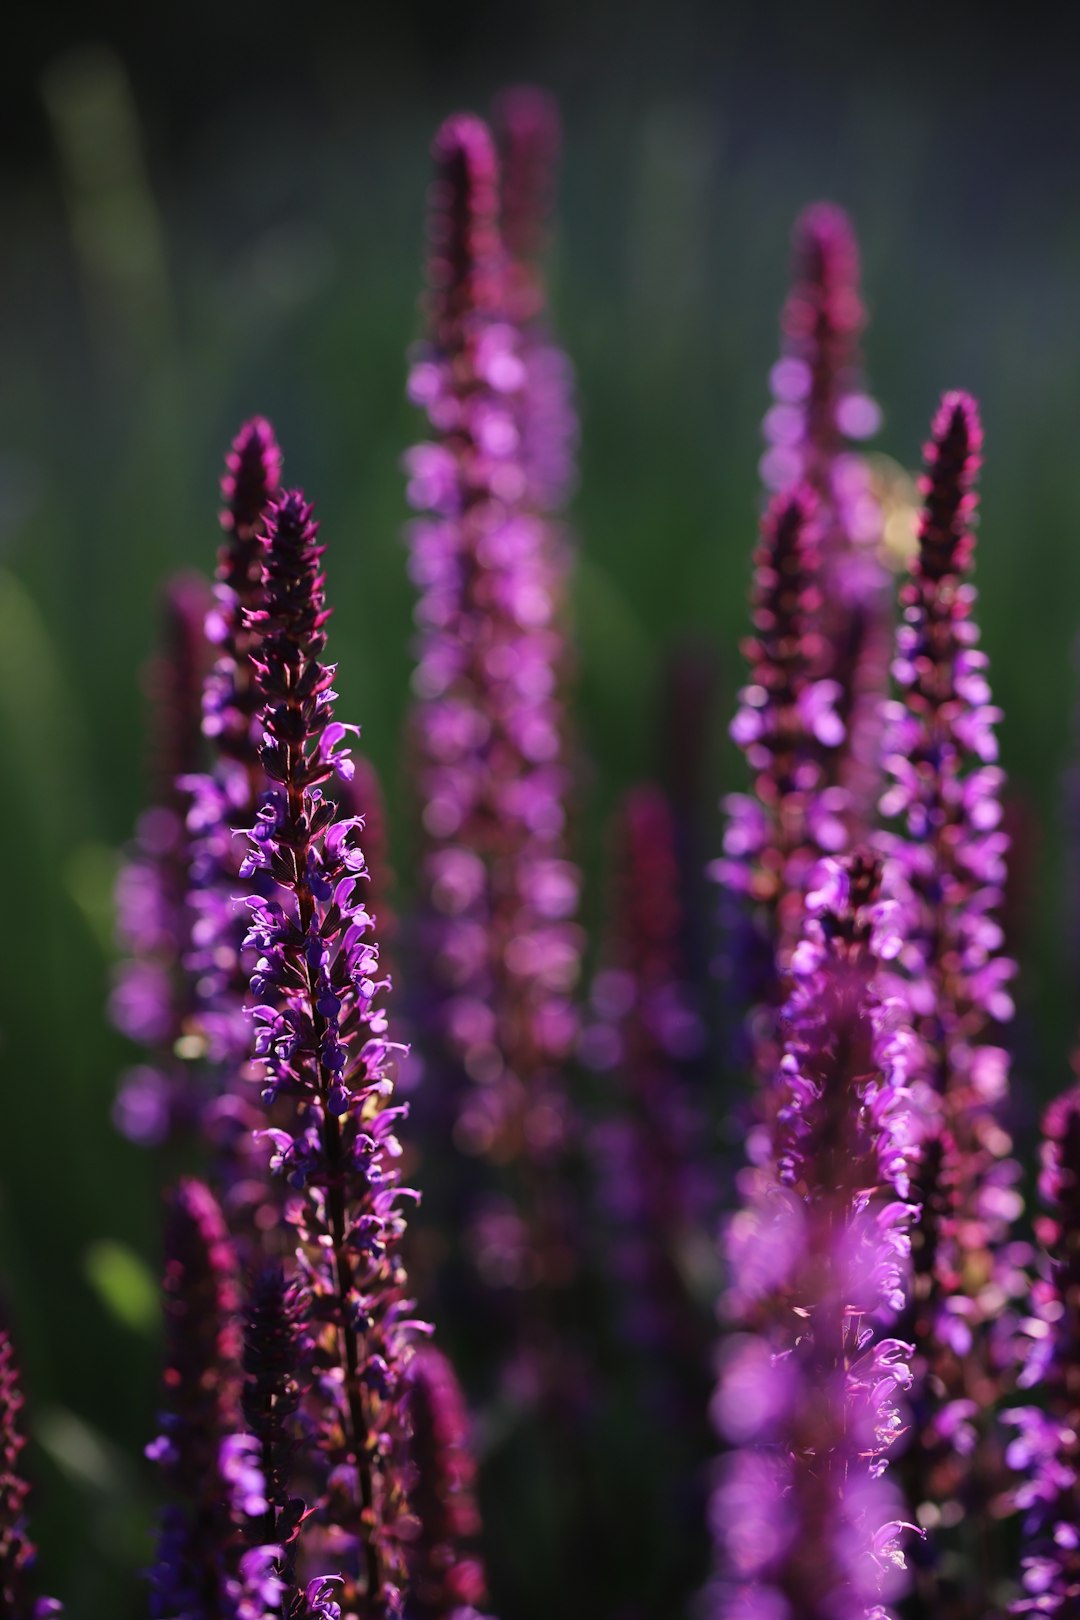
240;1269;311;1587
147;1178;245;1615
206;416;284;772
111;575;212;1146
243;488;422;1617
494;86;560;322
402;1346;489;1619
406;116;583;1318
425;115;503;346
763;203;891;843
494;86;577;512
0;1331;60;1618
1006;1083;1080;1614
707;852;918;1620
882;393;1023;1614
584;784;710;1409
715;486;841;1083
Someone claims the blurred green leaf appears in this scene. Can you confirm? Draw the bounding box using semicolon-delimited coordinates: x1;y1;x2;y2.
83;1241;158;1337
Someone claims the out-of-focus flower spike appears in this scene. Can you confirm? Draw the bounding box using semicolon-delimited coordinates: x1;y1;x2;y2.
583;784;710;1404
494;86;560;320
406;114;583;1371
240;1269;311;1589
762;203;891;846
111;574;212;1147
0;1329;61;1618
882;392;1023;1616
402;1346;489;1619
424;115;503;346
147;1178;245;1615
706;853;919;1620
494;85;577;512
1006;1083;1080;1613
243;488;422;1617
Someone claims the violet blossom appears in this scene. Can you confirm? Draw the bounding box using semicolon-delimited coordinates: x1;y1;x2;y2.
402;1346;490;1620
762;202;891;842
0;1330;60;1618
706;853;919;1620
147;1177;246;1616
714;484;842;1075
111;574;212;1146
181;418;287;1240
1005;1084;1080;1613
240;1268;311;1592
493;85;578;513
405;114;582;1320
242;487;422;1617
880;392;1024;1614
583;783;710;1409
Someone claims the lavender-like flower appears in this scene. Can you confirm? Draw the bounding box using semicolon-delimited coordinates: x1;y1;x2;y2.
205;417;285;776
405;115;582;1312
147;1178;245;1616
762;203;891;841
706;853;918;1620
402;1346;489;1619
1005;1083;1080;1613
240;1269;310;1588
493;85;577;513
715;487;847;1101
583;784;710;1405
181;419;288;1239
111;574;212;1146
0;1330;60;1618
242;488;421;1617
880;393;1023;1613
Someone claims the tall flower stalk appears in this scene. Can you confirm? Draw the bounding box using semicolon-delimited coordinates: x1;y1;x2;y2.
494;85;577;514
1005;1083;1080;1614
405;114;582;1357
706;853;918;1620
762;202;890;840
402;1346;490;1619
146;1178;246;1616
111;574;211;1146
182;418;287;1240
715;486;845;1102
585;784;710;1404
881;393;1023;1616
0;1330;60;1618
242;488;421;1616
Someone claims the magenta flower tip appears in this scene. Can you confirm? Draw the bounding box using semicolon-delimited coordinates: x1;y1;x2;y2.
918;391;983;583
220;416;284;539
427;114;502;333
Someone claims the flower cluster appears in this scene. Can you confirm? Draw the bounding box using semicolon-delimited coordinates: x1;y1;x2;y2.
405;113;582;1302
146;1178;247;1615
583;784;710;1406
111;574;211;1145
0;1331;60;1619
402;1346;490;1620
239;1268;311;1589
881;394;1024;1610
762;201;891;840
1006;1084;1080;1614
707;853;919;1620
718;485;842;987
242;488;422;1615
494;86;577;512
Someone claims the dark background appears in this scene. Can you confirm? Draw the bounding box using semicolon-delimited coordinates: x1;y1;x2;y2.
2;1;1079;1609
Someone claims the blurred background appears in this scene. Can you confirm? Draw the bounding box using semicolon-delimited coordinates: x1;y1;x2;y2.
2;0;1080;1608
